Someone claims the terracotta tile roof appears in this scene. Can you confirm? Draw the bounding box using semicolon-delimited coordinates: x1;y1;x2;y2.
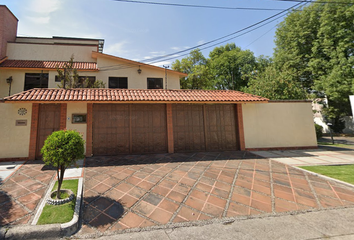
0;60;98;70
3;88;268;103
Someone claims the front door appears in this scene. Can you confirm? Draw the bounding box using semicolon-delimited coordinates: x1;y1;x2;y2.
36;104;61;159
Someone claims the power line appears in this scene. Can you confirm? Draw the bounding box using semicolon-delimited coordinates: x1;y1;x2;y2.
274;0;354;4
245;25;278;48
100;1;305;71
112;0;287;11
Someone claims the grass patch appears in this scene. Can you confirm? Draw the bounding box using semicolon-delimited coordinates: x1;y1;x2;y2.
37;179;78;225
317;142;354;149
301;165;354;185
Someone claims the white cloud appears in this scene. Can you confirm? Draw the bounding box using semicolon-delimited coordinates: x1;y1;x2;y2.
171;46;180;51
151;61;171;67
105;41;129;56
24;0;62;24
197;40;205;45
28;0;61;14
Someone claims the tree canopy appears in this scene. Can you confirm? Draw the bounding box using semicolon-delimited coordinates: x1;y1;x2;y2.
57;56;105;89
273;0;354;130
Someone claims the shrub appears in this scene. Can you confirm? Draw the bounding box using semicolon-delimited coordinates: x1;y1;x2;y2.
315;124;323;140
41;130;85;199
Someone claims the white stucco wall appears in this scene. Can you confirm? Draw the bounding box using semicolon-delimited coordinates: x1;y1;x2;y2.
242;102;317;149
96;56;181;90
66;103;87;152
0;103;32;158
0;69;96;98
6;43;97;62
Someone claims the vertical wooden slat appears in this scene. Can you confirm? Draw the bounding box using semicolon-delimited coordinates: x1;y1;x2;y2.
60;103;67;130
203;104;208;151
166;104;174;153
86;103;93;157
236;104;246;151
28;103;39;160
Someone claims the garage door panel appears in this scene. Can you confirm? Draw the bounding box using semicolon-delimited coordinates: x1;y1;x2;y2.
131;104;167;154
172;104;206;152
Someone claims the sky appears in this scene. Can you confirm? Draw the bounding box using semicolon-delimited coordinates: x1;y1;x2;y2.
1;0;303;67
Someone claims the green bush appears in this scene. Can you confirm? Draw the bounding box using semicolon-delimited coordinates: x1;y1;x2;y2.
315;124;323;140
41;130;85;199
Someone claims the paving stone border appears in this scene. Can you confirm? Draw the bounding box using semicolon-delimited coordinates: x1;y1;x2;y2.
2;177;83;239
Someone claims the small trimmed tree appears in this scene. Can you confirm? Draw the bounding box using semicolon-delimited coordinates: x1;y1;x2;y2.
41;130;85;199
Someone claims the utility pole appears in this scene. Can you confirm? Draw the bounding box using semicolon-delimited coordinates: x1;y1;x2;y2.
163;65;169;89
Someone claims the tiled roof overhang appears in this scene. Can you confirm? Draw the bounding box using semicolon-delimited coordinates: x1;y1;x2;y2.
0;60;98;71
2;88;269;103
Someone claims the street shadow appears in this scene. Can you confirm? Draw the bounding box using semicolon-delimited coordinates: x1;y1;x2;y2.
81;196;124;229
84;151;263;169
0;177;13;227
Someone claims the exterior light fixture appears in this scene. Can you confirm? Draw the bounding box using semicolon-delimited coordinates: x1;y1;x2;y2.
137;67;142;74
6;76;13;96
6;76;13;84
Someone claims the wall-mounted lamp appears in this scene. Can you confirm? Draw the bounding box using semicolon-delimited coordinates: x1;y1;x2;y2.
6;76;13;96
137;66;142;74
6;76;13;84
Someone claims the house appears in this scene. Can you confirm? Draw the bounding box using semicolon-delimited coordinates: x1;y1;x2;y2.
0;5;317;161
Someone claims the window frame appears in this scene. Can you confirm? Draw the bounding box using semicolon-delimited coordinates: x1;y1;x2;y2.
108;77;128;89
147;77;163;89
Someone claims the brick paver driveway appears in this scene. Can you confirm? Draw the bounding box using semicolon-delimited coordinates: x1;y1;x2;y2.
0;161;55;225
78;151;354;237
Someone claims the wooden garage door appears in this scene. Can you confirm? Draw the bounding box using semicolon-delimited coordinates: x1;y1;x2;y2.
131;104;167;153
172;104;206;152
36;104;61;159
93;104;167;155
93;104;130;155
172;104;237;152
204;104;237;151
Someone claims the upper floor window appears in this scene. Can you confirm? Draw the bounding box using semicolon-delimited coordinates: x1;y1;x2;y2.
147;78;163;89
55;75;96;87
109;77;128;89
24;73;49;91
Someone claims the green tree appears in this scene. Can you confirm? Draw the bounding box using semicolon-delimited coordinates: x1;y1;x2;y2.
274;0;354;131
209;43;256;90
57;56;105;89
246;66;306;100
172;49;213;89
41;130;85;199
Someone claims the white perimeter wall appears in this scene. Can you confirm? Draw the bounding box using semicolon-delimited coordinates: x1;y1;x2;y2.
242;102;317;149
0;103;32;158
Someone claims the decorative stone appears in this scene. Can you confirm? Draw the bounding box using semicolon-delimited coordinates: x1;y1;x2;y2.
47;189;75;205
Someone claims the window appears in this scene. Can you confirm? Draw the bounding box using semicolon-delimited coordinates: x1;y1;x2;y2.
24;73;49;90
55;75;96;87
147;78;163;89
109;77;128;89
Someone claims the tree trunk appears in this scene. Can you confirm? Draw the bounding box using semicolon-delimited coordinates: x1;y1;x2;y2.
57;165;66;199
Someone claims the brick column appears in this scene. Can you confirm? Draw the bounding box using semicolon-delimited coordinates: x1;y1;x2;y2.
60;103;67;130
166;104;174;153
236;104;245;151
28;103;39;160
86;103;93;157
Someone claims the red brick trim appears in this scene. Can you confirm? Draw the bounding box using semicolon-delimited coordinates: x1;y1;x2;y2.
28;103;39;160
60;103;67;130
86;103;93;157
246;146;318;151
0;157;28;163
236;104;245;151
166;104;174;153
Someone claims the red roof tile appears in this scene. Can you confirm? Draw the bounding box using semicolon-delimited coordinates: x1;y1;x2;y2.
3;88;268;103
0;60;98;70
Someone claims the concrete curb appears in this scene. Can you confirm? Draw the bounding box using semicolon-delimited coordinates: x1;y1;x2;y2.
3;177;83;239
293;165;354;189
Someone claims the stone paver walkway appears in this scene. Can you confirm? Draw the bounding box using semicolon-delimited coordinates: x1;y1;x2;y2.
0;161;25;183
252;149;354;166
0;161;55;226
77;151;354;238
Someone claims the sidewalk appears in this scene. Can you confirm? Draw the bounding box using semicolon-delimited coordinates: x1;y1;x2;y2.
94;206;354;240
